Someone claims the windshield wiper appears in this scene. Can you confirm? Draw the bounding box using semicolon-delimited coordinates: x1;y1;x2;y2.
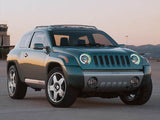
106;45;117;47
76;43;116;47
84;43;105;47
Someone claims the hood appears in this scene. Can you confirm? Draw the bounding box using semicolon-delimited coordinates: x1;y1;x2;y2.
53;47;143;70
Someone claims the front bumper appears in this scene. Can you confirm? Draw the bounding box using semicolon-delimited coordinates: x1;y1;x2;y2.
83;70;144;92
64;65;151;92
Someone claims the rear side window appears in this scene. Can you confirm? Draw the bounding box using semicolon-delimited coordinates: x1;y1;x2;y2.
19;33;32;48
30;32;48;48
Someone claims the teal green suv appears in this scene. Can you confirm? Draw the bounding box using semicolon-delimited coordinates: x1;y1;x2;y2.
7;25;152;107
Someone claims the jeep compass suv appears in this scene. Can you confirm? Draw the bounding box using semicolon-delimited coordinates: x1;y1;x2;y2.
7;25;152;107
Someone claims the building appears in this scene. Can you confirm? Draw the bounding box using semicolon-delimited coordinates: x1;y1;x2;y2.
0;24;14;59
0;24;10;46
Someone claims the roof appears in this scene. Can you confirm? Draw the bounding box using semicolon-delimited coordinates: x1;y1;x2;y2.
0;24;8;28
35;24;98;31
0;24;8;32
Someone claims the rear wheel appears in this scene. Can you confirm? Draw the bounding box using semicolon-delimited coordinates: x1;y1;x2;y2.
46;67;77;107
120;78;152;105
7;65;27;99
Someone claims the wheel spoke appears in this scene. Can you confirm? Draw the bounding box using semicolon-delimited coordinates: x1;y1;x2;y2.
130;94;135;98
58;78;64;85
10;83;13;92
8;82;12;88
53;75;58;83
10;73;13;80
10;71;15;80
12;73;15;79
129;94;136;99
53;91;58;101
12;82;16;88
49;85;54;91
58;89;64;97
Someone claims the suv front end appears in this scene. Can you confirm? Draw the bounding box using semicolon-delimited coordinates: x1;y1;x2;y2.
7;25;152;107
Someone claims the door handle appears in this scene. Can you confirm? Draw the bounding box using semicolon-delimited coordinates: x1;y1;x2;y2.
24;53;28;57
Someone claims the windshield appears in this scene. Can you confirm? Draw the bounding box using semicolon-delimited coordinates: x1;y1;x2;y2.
52;30;117;47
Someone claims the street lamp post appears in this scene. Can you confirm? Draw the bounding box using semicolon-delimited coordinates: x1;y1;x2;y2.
125;35;128;45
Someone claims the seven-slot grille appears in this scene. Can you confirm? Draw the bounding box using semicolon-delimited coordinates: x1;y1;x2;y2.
93;55;130;66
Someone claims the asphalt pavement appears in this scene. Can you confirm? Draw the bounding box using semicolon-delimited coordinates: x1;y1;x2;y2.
0;60;160;120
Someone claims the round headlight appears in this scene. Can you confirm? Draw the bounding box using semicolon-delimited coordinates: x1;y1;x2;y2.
130;54;140;65
80;54;91;64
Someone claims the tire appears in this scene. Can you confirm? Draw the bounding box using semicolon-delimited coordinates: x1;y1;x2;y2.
120;78;152;105
7;65;27;99
45;67;77;107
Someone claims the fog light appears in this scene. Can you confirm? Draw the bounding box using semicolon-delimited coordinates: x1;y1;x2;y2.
87;77;98;88
130;77;139;87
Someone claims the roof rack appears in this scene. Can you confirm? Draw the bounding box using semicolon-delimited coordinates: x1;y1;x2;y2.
35;26;50;29
35;24;97;29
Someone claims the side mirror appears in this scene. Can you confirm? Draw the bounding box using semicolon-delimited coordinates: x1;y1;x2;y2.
45;46;51;53
33;43;44;50
118;44;125;47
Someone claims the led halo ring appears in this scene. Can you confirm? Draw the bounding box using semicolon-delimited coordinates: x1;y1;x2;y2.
80;53;91;64
130;54;140;65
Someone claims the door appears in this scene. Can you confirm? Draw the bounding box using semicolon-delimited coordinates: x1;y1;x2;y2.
21;31;50;81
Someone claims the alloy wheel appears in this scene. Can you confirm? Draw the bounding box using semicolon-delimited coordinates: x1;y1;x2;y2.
8;69;16;96
47;72;66;103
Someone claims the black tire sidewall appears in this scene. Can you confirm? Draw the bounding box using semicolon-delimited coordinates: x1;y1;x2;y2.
120;78;152;105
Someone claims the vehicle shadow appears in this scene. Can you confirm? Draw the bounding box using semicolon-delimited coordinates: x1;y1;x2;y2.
73;98;126;108
24;95;127;108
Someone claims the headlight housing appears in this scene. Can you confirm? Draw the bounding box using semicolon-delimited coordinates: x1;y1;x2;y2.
130;54;140;65
144;57;149;64
80;53;91;64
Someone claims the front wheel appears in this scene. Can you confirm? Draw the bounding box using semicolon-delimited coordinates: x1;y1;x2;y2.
45;67;77;107
120;78;152;105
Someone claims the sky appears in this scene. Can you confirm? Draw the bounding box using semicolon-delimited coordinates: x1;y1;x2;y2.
0;0;160;46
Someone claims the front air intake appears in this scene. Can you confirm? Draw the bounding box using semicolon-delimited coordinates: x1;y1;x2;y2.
93;55;130;66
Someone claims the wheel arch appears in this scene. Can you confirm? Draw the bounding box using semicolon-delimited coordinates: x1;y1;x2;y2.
47;62;63;74
46;61;84;89
7;60;24;82
7;61;17;74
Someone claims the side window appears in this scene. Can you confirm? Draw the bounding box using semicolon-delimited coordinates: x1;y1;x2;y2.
19;33;32;48
30;32;48;48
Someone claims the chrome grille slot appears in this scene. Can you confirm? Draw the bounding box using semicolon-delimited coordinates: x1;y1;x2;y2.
93;56;98;65
115;55;120;65
120;56;125;65
110;56;115;65
125;56;130;65
99;56;104;65
105;55;109;65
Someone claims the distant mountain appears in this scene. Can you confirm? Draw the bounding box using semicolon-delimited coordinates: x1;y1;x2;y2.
126;44;160;59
